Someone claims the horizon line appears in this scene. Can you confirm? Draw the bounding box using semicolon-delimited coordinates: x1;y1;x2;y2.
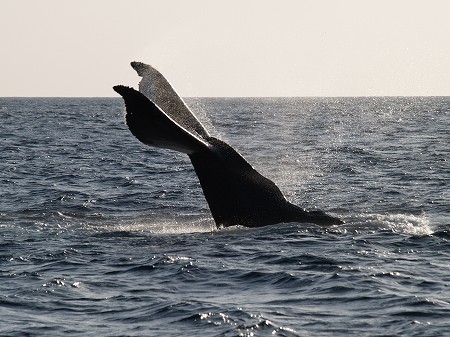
1;94;449;99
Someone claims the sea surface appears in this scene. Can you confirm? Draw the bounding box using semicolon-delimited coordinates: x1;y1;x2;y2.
1;96;449;336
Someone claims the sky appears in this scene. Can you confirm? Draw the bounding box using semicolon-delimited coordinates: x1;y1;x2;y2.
1;0;450;97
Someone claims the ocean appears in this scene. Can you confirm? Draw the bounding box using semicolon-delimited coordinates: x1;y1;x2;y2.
1;96;449;336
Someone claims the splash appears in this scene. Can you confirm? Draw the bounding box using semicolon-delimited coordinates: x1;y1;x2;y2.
94;216;216;234
115;221;215;234
351;212;433;236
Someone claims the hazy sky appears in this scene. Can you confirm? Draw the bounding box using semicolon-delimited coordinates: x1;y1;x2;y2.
1;0;449;97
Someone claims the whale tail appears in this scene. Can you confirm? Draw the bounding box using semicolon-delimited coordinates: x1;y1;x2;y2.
113;62;343;227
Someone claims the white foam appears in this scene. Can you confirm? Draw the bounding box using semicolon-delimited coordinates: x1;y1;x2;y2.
352;212;434;236
93;216;216;234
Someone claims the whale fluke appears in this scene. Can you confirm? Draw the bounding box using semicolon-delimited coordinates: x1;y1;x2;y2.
114;63;343;228
113;85;208;154
130;62;209;139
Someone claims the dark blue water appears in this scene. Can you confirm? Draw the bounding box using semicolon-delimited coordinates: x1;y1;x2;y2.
1;97;449;336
